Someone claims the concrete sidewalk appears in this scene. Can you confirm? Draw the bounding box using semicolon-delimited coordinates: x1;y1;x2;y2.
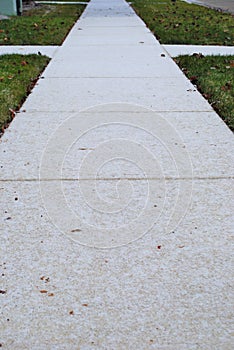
0;46;59;58
0;0;233;348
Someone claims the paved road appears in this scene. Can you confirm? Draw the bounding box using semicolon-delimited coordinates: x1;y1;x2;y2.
1;0;233;348
186;0;234;13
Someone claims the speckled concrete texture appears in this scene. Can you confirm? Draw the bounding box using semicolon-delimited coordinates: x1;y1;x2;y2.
163;44;234;57
0;46;59;58
0;0;234;349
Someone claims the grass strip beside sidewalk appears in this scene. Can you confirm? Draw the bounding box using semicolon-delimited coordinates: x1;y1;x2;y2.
130;0;234;45
0;3;86;45
0;54;50;134
175;55;234;131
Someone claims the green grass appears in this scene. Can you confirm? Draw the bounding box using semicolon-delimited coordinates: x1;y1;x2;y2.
0;2;86;45
175;55;234;130
130;0;234;45
0;54;50;133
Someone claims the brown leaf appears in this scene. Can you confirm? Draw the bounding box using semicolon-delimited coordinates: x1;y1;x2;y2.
190;76;198;84
221;82;232;91
9;108;16;118
40;290;48;294
71;228;82;232
192;53;204;58
21;61;27;66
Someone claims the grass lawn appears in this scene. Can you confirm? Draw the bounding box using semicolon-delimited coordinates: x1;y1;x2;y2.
175;55;234;130
130;0;234;45
0;2;86;45
0;54;50;134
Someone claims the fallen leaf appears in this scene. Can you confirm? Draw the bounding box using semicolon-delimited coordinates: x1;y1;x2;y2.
40;290;48;294
192;53;204;58
9;109;16;118
190;76;198;84
21;61;27;66
0;290;6;294
221;82;232;91
82;303;88;307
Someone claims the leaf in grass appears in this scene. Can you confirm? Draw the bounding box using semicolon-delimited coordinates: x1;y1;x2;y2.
221;82;232;91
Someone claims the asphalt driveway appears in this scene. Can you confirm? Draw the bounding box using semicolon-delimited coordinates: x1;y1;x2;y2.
185;0;234;14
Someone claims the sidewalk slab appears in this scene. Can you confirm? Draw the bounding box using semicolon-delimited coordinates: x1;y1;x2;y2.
1;177;233;347
77;16;145;26
63;27;158;46
0;46;59;58
164;44;234;57
0;109;233;181
44;46;183;78
22;77;213;112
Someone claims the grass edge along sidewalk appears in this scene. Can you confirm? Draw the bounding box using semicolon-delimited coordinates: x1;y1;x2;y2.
0;2;87;134
0;2;86;45
0;54;50;135
130;0;234;46
175;54;234;131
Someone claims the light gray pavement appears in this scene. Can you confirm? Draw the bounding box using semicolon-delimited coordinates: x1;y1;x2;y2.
184;0;234;13
1;0;234;348
0;46;59;58
163;44;234;57
1;44;234;58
